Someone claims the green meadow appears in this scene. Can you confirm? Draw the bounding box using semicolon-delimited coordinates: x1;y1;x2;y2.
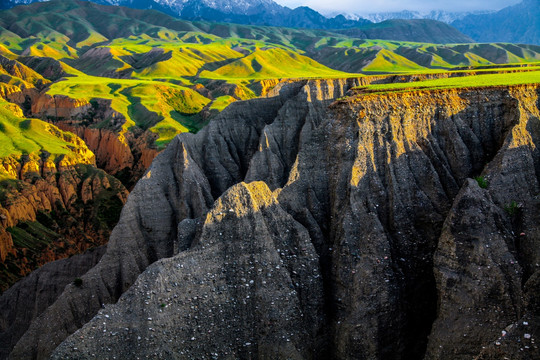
0;100;92;172
361;68;540;93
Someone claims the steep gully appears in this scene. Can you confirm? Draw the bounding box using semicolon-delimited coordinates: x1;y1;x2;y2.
1;78;538;359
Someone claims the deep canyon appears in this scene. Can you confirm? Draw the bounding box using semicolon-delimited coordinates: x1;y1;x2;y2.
1;78;539;359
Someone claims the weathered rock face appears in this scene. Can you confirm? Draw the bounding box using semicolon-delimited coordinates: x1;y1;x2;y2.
0;246;105;360
58;124;159;189
53;182;324;359
29;96;160;189
6;80;540;360
0;165;128;291
425;180;522;359
30;94;91;119
0;117;98;268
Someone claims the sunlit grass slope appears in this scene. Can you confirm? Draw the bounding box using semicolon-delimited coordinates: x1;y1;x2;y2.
0;100;93;168
361;69;540;93
311;40;540;73
130;42;246;79
362;48;426;72
200;47;351;79
47;74;210;143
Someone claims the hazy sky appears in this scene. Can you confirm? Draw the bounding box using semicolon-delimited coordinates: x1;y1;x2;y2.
274;0;522;14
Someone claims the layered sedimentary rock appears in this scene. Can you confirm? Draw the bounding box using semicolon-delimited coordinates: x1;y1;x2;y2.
0;164;129;290
5;80;540;359
59;125;159;188
30;94;91;119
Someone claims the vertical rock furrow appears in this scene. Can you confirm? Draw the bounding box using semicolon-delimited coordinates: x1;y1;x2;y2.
469;87;540;283
426;180;522;360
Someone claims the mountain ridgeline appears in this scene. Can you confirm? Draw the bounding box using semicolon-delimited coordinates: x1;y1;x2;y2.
0;0;466;42
3;0;540;46
452;0;540;45
1;0;370;30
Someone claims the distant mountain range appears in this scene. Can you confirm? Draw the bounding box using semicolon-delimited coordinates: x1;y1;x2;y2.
1;0;370;29
346;10;494;24
348;0;540;45
336;19;472;44
0;0;474;43
3;0;539;45
452;0;540;45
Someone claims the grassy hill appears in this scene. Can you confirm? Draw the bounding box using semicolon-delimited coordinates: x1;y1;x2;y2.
0;99;95;180
0;99;89;158
0;54;94;180
356;67;540;94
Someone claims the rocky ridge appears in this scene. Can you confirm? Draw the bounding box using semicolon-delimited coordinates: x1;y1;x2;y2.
2;78;539;359
0;246;105;359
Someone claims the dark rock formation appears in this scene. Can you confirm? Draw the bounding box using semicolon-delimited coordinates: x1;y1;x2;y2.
0;246;105;359
425;179;522;359
5;80;540;359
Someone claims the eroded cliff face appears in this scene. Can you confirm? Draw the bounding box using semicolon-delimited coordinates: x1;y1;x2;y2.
58;124;159;188
5;80;540;359
0;164;129;291
0;54;134;294
26;95;160;188
30;94;91;119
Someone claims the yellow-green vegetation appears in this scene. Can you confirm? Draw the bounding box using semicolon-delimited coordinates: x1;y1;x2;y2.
130;42;246;79
47;74;210;142
0;100;93;165
313;40;540;74
360;68;540;93
209;95;236;111
362;49;426;72
200;47;352;79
